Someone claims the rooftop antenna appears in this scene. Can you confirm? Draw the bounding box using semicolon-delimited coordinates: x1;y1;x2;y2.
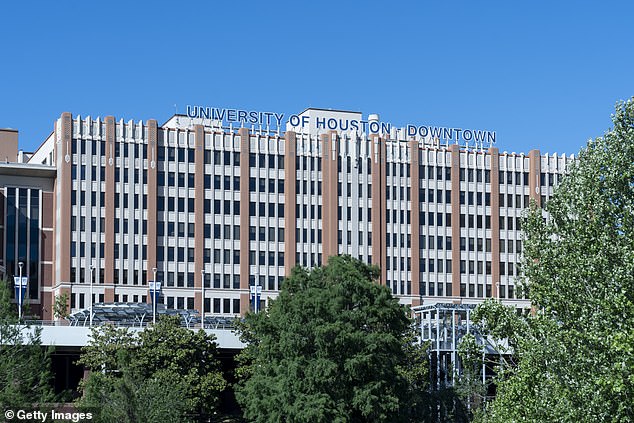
174;104;180;126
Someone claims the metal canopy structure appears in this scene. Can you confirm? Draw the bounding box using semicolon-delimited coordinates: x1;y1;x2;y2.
412;303;508;390
66;303;238;329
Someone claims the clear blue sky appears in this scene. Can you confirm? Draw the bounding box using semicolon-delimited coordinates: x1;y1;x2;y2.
1;1;632;155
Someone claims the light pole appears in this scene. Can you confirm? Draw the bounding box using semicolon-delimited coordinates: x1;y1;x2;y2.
18;261;24;320
89;264;95;326
250;273;262;313
152;267;157;325
201;269;205;328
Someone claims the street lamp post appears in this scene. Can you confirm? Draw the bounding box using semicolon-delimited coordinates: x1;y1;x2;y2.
250;273;262;314
152;267;157;325
89;264;95;326
18;261;24;320
201;270;205;328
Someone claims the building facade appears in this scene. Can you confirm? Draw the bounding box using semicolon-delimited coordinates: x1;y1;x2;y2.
0;109;573;320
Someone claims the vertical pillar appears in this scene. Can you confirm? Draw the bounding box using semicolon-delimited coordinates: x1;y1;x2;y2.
380;139;387;286
370;135;387;284
194;125;205;313
450;144;461;297
146;120;158;303
104;116;115;302
489;147;500;298
52;129;58;301
239;128;250;313
58;113;72;286
284;131;297;275
409;141;421;305
321;132;339;263
0;190;3;268
41;192;55;319
528;149;542;206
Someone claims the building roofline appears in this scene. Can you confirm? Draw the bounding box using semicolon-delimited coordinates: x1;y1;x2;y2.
160;114;187;127
299;107;361;114
30;129;55;158
0;162;56;174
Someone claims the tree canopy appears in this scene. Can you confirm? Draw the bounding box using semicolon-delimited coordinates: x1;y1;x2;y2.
474;98;634;422
77;316;226;423
0;278;54;409
235;255;426;423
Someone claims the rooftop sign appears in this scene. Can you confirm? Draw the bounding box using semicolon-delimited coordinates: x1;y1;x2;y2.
185;105;496;147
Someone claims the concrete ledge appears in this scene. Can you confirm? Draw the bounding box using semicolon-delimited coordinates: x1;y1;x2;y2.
12;325;245;349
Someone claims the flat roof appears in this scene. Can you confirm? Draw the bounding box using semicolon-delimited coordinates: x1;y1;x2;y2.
0;162;56;176
0;163;56;191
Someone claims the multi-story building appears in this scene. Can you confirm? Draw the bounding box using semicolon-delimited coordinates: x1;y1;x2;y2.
0;108;573;320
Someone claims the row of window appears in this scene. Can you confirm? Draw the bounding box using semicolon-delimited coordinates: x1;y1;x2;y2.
298;179;323;196
71;164;150;185
251;177;285;193
460;168;490;183
421;282;525;300
157;247;285;266
387;256;411;271
387;280;412;295
420;258;452;273
295;228;319;244
460;260;492;274
248;250;285;266
158;147;196;163
338;157;370;174
157;171;195;188
69;268;148;285
386;209;411;224
70;241;148;261
420;189;451;203
72;140;148;160
69;291;243;315
422;165;451;180
338;206;370;222
337;230;372;246
295;252;324;268
71;189;148;209
498;170;562;188
460;283;492;298
252;153;284;169
421;281;451;297
72;140;562;187
500;193;530;208
460;237;489;252
460;191;491;206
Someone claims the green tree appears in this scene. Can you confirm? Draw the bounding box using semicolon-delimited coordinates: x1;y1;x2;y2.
235;255;423;422
77;316;226;422
53;293;70;319
0;278;54;408
453;333;486;421
474;98;634;422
